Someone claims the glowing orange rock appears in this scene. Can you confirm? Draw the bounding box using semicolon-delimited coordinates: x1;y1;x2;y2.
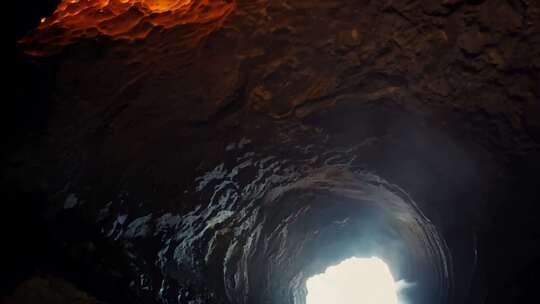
20;0;235;56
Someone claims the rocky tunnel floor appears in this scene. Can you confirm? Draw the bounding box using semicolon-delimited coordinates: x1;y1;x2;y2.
5;0;540;303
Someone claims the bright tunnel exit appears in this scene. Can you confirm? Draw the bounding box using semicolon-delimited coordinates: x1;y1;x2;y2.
306;257;398;304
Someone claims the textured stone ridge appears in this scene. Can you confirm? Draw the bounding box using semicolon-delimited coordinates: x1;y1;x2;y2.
19;0;235;55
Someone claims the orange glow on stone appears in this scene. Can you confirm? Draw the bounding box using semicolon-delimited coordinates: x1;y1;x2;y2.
20;0;235;55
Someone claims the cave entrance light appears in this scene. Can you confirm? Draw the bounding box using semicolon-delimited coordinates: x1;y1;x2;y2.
305;256;398;304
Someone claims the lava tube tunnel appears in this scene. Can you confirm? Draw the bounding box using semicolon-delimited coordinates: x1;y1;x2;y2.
158;159;452;304
6;0;540;303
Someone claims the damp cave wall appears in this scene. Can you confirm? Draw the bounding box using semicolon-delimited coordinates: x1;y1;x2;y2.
5;0;540;303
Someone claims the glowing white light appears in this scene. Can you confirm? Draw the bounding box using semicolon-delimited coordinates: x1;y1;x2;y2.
306;257;398;304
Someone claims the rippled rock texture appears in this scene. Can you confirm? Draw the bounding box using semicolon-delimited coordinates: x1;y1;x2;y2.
20;0;234;56
7;0;540;303
93;150;452;304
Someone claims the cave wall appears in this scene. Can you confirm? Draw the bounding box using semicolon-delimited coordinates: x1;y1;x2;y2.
5;0;540;303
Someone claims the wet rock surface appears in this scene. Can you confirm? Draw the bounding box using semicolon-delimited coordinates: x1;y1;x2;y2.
6;0;540;303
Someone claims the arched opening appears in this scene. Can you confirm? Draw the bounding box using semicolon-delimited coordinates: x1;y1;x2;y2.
306;257;398;304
